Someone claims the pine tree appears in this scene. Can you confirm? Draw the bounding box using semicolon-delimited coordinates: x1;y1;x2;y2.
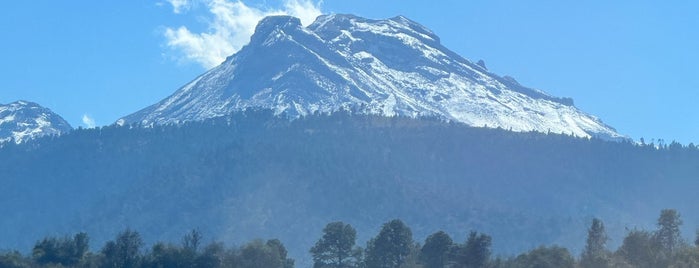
654;209;683;255
420;231;453;268
365;219;413;268
580;218;610;268
311;222;360;268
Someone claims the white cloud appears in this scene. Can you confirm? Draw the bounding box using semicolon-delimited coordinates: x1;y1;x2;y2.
284;0;323;25
167;0;192;14
163;0;323;69
82;114;96;128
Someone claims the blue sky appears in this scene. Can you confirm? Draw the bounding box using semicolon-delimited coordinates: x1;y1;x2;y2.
1;1;697;143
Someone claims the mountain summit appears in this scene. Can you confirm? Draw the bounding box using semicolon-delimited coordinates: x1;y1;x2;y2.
0;101;72;143
121;14;623;139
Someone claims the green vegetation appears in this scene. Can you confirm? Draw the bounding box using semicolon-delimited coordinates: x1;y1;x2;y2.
310;222;361;268
3;111;699;258
579;218;609;268
3;209;699;267
1;229;293;268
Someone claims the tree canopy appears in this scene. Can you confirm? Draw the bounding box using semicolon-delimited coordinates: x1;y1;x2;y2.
310;221;360;268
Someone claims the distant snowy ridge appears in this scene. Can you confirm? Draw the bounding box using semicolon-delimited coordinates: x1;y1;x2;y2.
121;14;625;140
0;101;73;144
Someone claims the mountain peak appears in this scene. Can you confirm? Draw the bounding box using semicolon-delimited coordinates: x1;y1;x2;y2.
249;16;304;47
121;14;625;140
254;15;302;36
308;14;440;44
8;100;39;108
0;100;72;144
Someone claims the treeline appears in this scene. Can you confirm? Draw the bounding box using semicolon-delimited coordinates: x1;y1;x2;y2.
494;209;697;268
0;229;293;268
1;209;698;268
309;209;699;268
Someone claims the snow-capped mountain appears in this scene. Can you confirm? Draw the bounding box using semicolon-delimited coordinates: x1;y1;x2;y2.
0;101;72;144
121;14;623;140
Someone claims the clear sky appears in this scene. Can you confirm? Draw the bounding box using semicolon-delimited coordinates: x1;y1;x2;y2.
1;1;697;144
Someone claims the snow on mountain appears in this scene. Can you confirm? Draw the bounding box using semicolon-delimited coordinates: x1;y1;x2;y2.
121;14;624;140
0;101;73;144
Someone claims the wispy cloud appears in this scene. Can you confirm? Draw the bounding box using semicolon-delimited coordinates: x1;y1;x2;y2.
82;114;96;128
166;0;193;14
163;0;323;69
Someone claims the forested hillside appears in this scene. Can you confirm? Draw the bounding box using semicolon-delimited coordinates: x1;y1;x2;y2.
1;111;698;262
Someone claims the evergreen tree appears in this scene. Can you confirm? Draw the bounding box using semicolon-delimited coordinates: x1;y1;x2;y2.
238;239;294;268
580;218;610;268
239;240;281;268
0;251;28;268
617;229;655;268
420;231;453;268
32;237;63;265
73;232;89;261
654;209;683;255
452;231;492;268
31;232;89;266
310;221;360;268
101;229;143;268
365;219;413;268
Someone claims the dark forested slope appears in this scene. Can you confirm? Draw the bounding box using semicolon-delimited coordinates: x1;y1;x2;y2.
1;112;698;262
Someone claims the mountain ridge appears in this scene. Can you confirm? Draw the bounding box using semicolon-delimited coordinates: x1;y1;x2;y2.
120;14;624;140
0;100;72;143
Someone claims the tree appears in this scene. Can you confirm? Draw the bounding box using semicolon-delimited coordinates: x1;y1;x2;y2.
239;240;279;268
238;239;294;268
195;242;226;268
0;251;29;268
175;229;204;267
31;232;89;266
400;242;424;268
452;231;492;268
420;231;453;268
32;237;64;265
183;229;203;253
73;232;90;259
654;209;683;255
311;221;360;268
365;219;414;268
101;229;143;268
144;242;184;268
617;229;655;268
580;218;610;268
668;247;699;268
266;239;294;268
513;246;574;268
